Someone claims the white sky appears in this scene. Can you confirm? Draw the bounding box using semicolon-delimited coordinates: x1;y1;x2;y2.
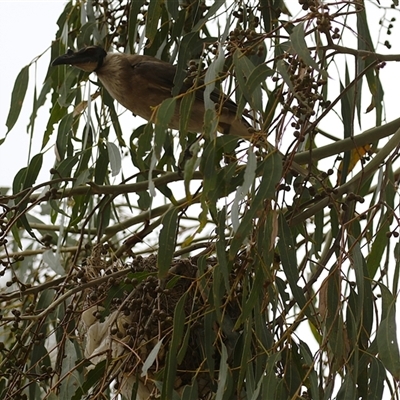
0;1;66;186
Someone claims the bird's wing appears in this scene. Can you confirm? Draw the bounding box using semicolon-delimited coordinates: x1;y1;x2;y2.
130;58;240;114
129;59;177;95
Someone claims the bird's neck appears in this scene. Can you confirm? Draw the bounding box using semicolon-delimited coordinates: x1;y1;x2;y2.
96;54;131;108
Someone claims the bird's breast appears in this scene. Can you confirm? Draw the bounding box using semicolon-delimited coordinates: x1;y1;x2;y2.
96;56;170;121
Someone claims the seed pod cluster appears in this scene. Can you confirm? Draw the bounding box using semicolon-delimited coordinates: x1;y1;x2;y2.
80;247;245;398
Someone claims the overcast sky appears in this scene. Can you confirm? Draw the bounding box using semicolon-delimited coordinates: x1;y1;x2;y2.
0;1;66;186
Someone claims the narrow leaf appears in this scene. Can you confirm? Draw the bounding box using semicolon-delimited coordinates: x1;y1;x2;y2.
336;374;356;400
232;147;257;232
54;155;79;179
6;65;29;133
154;98;176;157
141;337;164;377
146;0;163;45
43;250;65;275
368;357;386;400
162;293;187;400
290;23;326;76
230;152;282;258
367;216;392;278
204;43;225;111
24;153;43;189
377;301;400;379
278;216;309;315
106;141;121;177
215;343;229;400
157;207;179;279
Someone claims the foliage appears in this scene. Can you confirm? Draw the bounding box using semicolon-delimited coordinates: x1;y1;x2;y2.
1;0;400;399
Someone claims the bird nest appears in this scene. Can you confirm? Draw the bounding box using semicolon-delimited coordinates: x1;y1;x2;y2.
79;244;242;399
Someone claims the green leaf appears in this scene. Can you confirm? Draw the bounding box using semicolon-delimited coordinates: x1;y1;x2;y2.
146;0;163;45
233;50;256;115
13;166;27;195
260;352;282;400
203;107;219;139
154;98;176;157
72;360;107;400
162;292;187;400
165;0;179;20
247;63;274;106
128;1;143;53
179;90;195;139
183;140;201;198
336;374;356;400
216;207;230;291
377;300;400;379
367;215;391;278
193;0;225;31
44;101;68;147
157;207;179;279
357;6;383;124
74;169;91;188
276;59;295;93
231;147;256;232
6;65;29;133
97;200;111;238
234;49;273;114
55;113;73;159
181;380;198;400
24;153;43;189
215;343;229;400
94;143;109;185
106;141;121;177
102;90;126;147
137;123;154;159
324;269;346;370
200;137;218;204
234;268;263;329
11;223;22;250
277;216;309;315
204;44;225;111
203;305;216;378
42;250;65;275
172;32;202;97
367;357;386;400
60;339;81;399
230;152;282;258
299;341;320;400
349;236;373;346
176;324;191;364
54;155;79;179
290;23;326;77
340;65;353;142
213;268;224;323
237;316;253;391
28;78;52;137
141;337;164;377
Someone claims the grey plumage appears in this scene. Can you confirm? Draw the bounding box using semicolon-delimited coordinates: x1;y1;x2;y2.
52;46;252;138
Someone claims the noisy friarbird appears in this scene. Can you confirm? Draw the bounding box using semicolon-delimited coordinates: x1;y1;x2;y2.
52;46;253;138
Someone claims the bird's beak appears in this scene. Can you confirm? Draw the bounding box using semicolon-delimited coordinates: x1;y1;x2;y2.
52;48;99;72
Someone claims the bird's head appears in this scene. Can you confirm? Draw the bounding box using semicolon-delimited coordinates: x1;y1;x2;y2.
52;46;107;72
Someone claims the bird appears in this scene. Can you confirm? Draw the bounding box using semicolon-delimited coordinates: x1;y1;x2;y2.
52;46;253;138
